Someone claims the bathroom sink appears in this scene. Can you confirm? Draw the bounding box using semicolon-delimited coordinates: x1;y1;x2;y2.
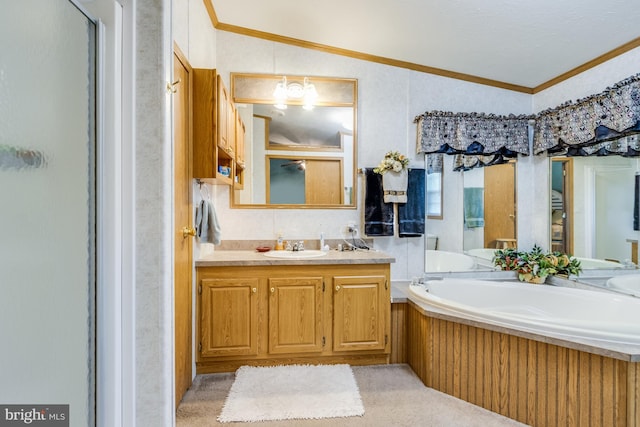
262;250;328;259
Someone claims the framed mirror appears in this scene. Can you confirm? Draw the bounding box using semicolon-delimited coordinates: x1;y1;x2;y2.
231;73;357;208
462;161;517;251
550;156;639;269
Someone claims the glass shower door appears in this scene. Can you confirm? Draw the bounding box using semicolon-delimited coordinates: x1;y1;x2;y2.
0;1;96;425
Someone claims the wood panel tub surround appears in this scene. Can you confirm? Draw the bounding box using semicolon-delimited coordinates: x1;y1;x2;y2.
406;303;640;427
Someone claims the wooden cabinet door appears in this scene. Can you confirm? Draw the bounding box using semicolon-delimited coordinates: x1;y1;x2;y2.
332;275;389;352
199;278;259;357
216;75;230;152
234;111;246;188
268;277;324;354
235;110;245;166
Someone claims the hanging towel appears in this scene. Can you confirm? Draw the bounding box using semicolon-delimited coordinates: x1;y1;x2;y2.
195;199;222;245
382;169;408;203
398;168;425;237
463;187;485;228
364;168;394;236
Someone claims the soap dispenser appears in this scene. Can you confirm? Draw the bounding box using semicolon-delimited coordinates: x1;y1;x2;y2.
320;232;329;251
275;233;284;251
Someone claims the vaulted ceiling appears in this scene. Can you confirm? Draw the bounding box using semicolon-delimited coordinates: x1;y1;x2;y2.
207;0;640;93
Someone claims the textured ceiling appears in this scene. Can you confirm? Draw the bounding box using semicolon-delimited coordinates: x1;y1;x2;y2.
210;0;640;92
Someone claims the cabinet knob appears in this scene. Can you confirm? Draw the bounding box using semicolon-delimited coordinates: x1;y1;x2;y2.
252;287;257;293
335;285;341;291
270;287;275;293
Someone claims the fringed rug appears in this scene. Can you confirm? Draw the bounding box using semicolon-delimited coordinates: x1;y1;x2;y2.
217;364;364;423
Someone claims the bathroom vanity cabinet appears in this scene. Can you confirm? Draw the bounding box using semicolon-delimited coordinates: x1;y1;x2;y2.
195;252;393;373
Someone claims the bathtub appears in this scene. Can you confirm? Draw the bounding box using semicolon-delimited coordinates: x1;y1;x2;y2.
466;250;621;270
576;257;624;269
409;278;640;347
465;248;497;261
607;274;640;296
425;250;476;272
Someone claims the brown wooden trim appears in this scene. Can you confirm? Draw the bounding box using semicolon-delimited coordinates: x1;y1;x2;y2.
205;1;640;95
202;0;218;27
196;354;390;374
534;37;640;94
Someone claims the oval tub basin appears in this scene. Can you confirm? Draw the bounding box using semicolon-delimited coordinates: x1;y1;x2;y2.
409;278;640;346
465;248;497;261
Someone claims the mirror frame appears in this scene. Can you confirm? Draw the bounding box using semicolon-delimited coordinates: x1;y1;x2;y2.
230;73;358;209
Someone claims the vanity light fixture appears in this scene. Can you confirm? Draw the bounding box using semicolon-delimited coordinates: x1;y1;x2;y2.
273;76;318;110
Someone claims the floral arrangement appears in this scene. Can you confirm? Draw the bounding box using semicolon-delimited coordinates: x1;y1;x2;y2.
373;151;410;174
493;244;582;283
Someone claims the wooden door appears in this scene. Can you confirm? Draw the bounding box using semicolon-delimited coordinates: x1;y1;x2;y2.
305;159;343;204
173;49;193;407
268;277;324;354
199;278;259;357
332;275;389;352
483;162;516;248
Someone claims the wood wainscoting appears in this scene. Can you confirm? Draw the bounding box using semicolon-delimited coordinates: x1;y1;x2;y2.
406;303;640;427
390;302;408;364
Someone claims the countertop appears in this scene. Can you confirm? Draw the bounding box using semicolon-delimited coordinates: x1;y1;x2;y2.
195;249;396;267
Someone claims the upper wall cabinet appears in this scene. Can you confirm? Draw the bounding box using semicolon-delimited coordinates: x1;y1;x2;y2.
193;69;245;184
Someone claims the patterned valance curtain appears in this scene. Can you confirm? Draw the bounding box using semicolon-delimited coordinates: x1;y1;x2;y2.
451;154;512;171
415;111;532;170
533;73;640;157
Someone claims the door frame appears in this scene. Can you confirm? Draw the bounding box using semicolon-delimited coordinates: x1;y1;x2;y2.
551;157;574;255
80;0;137;425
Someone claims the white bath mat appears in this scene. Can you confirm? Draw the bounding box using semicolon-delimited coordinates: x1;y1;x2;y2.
217;364;365;423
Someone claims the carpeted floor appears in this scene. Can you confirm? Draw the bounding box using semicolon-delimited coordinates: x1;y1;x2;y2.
176;364;528;426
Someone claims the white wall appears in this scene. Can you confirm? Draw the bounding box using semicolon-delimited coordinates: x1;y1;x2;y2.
212;31;531;280
177;17;640;281
533;47;640;111
173;0;216;68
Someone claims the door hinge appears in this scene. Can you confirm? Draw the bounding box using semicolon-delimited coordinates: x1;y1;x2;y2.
198;342;202;352
385;279;388;290
322;336;326;347
322;281;325;292
198;284;202;294
385;335;388;345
